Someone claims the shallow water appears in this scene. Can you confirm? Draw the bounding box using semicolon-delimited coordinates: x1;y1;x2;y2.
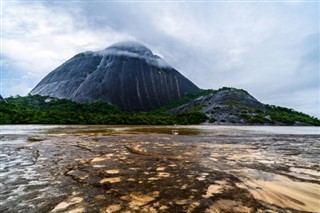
1;124;319;135
0;125;319;212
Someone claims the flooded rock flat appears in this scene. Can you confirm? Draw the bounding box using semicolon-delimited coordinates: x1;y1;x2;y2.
0;125;319;212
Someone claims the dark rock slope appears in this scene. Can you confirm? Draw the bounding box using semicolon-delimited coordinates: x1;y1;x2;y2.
0;95;7;103
169;88;268;124
30;41;199;111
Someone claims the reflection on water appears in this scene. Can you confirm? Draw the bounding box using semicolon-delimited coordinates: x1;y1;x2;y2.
0;125;61;135
1;125;319;135
126;127;202;135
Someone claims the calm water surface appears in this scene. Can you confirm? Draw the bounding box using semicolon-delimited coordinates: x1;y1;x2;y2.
1;124;319;136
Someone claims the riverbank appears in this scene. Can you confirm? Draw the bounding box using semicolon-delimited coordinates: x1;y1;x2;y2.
0;125;319;212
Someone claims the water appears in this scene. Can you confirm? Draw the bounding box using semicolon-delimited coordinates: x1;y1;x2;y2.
1;124;319;136
0;125;62;135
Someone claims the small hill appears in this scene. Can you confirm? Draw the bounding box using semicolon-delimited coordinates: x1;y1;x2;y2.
163;87;320;126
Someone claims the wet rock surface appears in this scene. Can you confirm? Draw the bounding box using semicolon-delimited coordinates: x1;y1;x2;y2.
1;126;319;213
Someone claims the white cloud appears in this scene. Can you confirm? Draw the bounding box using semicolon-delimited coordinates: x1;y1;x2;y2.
2;2;132;76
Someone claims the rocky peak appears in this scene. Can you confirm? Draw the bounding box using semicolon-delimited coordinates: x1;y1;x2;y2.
104;41;153;56
96;41;170;69
30;41;199;112
168;87;266;123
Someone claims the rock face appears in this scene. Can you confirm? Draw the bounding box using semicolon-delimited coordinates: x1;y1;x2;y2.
170;88;264;112
0;95;7;103
30;41;199;111
169;88;267;124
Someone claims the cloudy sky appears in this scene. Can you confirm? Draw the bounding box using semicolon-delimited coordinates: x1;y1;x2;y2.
1;1;319;117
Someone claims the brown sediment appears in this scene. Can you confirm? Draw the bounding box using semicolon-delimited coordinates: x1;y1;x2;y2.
244;175;320;212
51;196;84;212
1;127;319;213
203;180;228;198
100;177;122;184
209;199;252;213
105;169;120;174
121;191;159;208
105;204;122;213
125;144;184;160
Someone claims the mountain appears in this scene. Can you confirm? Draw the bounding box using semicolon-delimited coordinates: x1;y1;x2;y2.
30;41;199;112
164;87;320;125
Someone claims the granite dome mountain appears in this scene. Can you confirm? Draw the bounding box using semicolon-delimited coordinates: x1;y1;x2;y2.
31;42;199;111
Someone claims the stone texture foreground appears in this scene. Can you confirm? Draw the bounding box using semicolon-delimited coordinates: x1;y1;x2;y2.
1;127;319;212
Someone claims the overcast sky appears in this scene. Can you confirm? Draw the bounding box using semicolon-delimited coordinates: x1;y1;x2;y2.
1;1;319;117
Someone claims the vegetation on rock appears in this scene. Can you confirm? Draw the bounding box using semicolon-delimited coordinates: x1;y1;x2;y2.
265;105;320;126
0;88;319;126
0;95;207;125
164;88;320;126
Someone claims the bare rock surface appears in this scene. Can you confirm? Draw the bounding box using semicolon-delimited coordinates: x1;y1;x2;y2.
0;95;7;103
30;41;199;112
169;88;267;124
1;125;319;212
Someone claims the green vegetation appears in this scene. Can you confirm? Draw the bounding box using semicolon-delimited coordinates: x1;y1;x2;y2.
236;105;320;125
219;87;247;93
1;91;319;126
0;95;208;125
174;112;208;125
265;105;320;126
209;118;216;123
152;89;214;113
